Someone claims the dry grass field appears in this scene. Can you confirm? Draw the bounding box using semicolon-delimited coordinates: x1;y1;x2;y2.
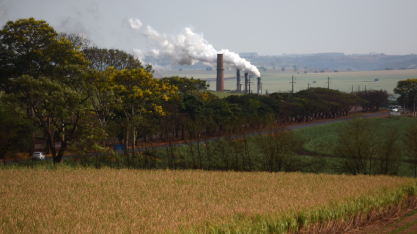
1;168;417;233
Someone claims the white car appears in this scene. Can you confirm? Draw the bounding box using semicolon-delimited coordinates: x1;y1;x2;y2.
388;106;398;112
32;152;46;160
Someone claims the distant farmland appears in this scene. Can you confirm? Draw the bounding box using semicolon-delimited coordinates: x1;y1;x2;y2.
1;168;417;233
161;69;417;94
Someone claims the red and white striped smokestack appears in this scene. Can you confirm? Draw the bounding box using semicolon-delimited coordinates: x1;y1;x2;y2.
216;54;224;92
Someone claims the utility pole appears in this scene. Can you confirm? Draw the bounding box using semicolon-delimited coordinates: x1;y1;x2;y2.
326;76;331;89
290;75;296;93
352;85;353;94
308;83;310;89
365;85;367;92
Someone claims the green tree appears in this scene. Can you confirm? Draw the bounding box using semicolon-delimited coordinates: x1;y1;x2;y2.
355;90;388;111
394;78;417;116
83;46;151;72
0;18;58;91
0;105;34;164
161;76;209;94
2;68;93;163
68;118;109;168
0;18;92;163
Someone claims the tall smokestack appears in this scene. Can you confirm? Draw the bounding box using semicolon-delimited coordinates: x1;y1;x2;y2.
257;77;261;94
244;72;249;93
216;54;224;92
236;69;241;92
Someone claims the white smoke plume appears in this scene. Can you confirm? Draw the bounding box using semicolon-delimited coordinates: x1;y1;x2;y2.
128;18;143;30
128;18;260;77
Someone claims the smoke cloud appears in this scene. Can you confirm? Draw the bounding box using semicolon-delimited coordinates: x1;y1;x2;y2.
128;18;142;30
128;18;260;77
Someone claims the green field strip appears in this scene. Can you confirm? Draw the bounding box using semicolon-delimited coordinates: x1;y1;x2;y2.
389;218;417;234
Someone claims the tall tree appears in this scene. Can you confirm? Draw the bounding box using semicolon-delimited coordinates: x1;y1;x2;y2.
394;78;417;116
83;47;151;72
83;69;119;145
0;18;92;163
107;67;177;160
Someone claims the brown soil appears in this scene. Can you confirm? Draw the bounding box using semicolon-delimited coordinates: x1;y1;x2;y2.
345;208;417;234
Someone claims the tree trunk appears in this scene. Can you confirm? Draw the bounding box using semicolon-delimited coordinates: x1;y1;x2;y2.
131;126;136;158
45;117;50;154
131;105;136;160
29;107;35;157
54;141;67;164
124;125;129;156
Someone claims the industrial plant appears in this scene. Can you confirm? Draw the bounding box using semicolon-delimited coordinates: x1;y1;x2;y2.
216;54;262;94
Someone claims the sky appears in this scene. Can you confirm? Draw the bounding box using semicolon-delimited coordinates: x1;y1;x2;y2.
1;0;416;56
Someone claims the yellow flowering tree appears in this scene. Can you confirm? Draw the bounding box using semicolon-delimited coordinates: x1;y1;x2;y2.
107;67;177;160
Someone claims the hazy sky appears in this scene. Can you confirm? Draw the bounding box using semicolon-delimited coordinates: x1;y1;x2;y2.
1;0;416;56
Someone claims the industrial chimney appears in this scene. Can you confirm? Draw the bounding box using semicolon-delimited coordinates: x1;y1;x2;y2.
257;77;261;94
244;72;249;93
216;54;224;92
236;69;241;92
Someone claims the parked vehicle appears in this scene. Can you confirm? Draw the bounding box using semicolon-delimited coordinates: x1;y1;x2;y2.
32;152;46;160
388;106;398;112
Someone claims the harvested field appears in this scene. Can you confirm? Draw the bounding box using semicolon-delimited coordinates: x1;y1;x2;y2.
1;168;417;233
